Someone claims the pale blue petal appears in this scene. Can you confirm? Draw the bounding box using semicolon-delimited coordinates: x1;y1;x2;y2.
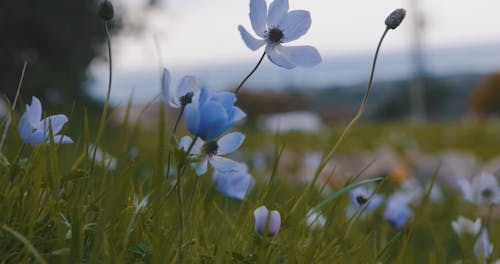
238;25;265;51
279;10;311;43
179;136;193;151
183;99;200;137
30;130;46;145
267;0;288;27
194;157;209;176
228;107;246;126
38;114;68;134
177;76;197;99
268;210;281;236
26;96;42;124
199;87;211;105
198;101;228;141
217;132;245;155
254;206;270;234
179;136;204;155
213;91;236;114
53;135;73;144
213;167;254;200
266;45;295;69
279;45;321;68
250;0;267;37
18;115;34;144
209;156;244;173
162;68;177;107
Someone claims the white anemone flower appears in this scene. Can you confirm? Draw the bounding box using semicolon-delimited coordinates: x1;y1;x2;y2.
451;216;481;236
238;0;321;69
179;132;246;176
162;68;198;108
458;172;500;205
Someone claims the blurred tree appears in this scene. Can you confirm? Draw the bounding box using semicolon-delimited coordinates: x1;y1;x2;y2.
0;0;120;106
470;73;500;117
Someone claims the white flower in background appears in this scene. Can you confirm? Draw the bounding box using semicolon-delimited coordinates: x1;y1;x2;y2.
474;230;493;260
162;68;198;108
458;172;500;205
306;209;326;229
133;193;151;213
88;144;117;170
347;185;384;218
254;205;281;236
451;216;481;236
238;0;321;69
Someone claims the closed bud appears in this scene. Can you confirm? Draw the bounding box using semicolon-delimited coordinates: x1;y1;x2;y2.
385;8;406;29
254;206;281;236
99;1;114;21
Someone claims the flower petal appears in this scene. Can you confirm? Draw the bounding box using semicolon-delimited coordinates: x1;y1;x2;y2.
278;45;321;67
18;114;34;144
228;106;246;126
198;101;228;141
38;114;68;134
26;96;42;124
266;45;295;69
238;25;266;51
213;166;254;200
217;132;245;155
268;210;281;236
249;0;268;37
53;135;73;144
254;206;270;234
162;68;178;108
279;10;311;43
210;156;244;173
194;157;209;176
267;0;288;27
177;75;197;99
183;97;200;137
179;136;204;155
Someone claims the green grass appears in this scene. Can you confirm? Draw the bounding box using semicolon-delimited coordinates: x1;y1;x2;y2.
0;118;499;263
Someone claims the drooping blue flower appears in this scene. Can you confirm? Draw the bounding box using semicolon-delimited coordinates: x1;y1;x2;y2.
179;132;246;176
18;96;73;145
162;68;198;108
183;87;245;141
254;205;281;236
384;193;412;228
213;163;254;200
238;0;322;69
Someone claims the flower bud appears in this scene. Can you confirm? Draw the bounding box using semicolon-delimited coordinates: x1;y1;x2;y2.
99;1;114;21
385;8;406;29
254;206;281;236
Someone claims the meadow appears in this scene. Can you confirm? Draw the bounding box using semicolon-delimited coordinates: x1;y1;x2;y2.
1;0;500;263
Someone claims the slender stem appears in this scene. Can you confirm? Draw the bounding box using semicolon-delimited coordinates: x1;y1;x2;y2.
165;106;185;195
90;21;113;173
234;51;266;94
0;61;28;153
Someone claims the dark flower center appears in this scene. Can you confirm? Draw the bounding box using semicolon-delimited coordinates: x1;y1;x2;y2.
204;141;218;156
481;188;493;200
356;195;368;206
268;28;284;43
180;92;194;106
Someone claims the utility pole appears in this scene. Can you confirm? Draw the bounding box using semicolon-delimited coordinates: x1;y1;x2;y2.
409;0;426;121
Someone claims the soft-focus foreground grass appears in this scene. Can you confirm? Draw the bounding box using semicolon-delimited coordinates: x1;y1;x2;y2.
0;118;499;263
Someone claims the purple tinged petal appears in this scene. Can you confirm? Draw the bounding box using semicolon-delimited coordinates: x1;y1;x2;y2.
267;0;289;27
278;45;321;68
162;68;178;107
474;230;493;259
53;135;73;144
213;165;254;200
217;132;245;155
279;10;311;43
26;96;42;125
254;206;281;236
238;25;266;51
194;157;209;176
177;76;197;99
228;106;246;126
266;45;296;69
249;0;267;37
38;114;68;134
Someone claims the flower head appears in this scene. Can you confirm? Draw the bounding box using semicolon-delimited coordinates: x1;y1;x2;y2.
451;216;481;237
474;230;494;260
162;68;198;108
179;132;245;176
238;0;322;69
213;164;254;200
385;8;406;30
88;144;117;170
18;96;73;145
183;87;245;141
458;172;500;205
306;209;326;229
254;205;281;236
349;186;384;212
384;193;412;228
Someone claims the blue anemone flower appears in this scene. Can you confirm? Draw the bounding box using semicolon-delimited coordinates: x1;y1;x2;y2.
183;87;245;141
18;96;73;145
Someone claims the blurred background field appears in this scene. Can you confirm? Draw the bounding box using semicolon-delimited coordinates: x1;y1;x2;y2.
1;0;500;262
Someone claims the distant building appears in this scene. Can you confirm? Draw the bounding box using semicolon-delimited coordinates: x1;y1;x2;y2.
260;111;323;132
